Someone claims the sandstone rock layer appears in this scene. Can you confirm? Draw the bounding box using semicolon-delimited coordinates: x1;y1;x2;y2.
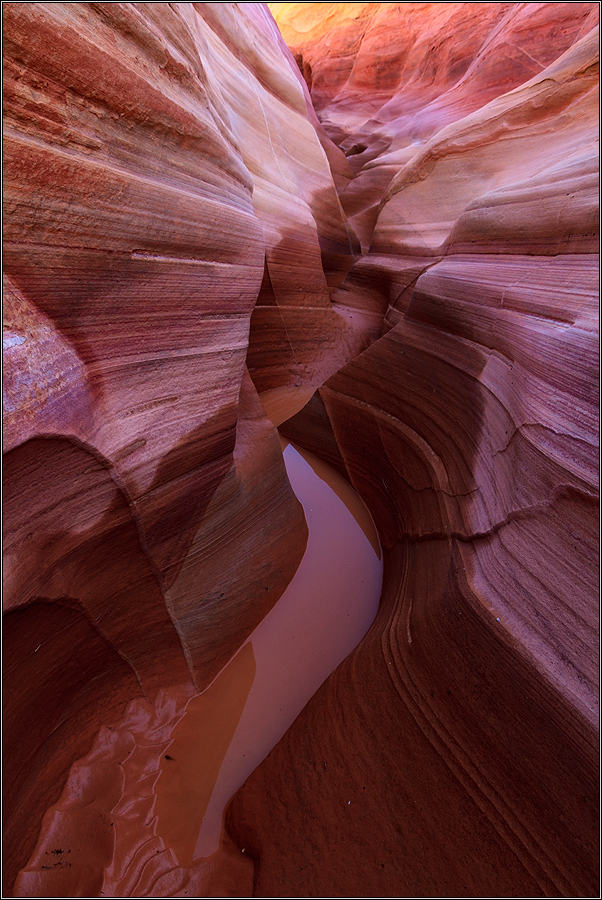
3;2;599;898
233;3;599;897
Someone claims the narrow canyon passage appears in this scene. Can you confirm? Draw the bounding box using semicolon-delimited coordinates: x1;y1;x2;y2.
191;441;382;860
3;2;599;898
14;443;382;897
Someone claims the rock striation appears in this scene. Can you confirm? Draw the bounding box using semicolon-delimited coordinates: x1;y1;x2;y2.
271;1;599;251
233;3;600;897
2;2;318;892
3;2;599;898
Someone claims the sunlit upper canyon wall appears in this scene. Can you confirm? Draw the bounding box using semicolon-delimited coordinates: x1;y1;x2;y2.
2;2;599;898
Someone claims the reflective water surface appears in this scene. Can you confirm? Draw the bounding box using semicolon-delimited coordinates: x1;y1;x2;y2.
163;441;384;860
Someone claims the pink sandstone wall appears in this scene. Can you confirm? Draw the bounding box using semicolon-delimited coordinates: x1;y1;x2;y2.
3;2;599;897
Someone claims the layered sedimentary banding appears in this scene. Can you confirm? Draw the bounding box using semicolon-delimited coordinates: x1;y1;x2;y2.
270;1;599;250
232;3;599;898
14;443;382;898
2;1;320;890
3;2;599;898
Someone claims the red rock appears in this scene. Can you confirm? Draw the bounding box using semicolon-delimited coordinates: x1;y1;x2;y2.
2;2;313;891
270;2;599;250
231;4;599;898
3;275;95;452
3;1;599;897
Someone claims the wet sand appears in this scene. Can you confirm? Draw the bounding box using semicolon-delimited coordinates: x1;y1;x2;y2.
155;442;383;862
16;443;383;894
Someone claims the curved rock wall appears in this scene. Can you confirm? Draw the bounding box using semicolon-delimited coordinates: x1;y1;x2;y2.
232;3;599;897
271;1;599;250
2;2;329;891
3;2;599;897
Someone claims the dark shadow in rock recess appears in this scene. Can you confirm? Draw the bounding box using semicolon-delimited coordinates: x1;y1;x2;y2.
2;599;143;897
3;434;198;894
278;389;349;482
3;436;192;691
140;405;237;590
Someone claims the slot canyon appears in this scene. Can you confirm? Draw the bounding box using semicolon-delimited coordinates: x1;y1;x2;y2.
2;2;599;897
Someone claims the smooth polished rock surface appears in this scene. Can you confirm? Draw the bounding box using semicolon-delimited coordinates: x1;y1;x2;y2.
270;1;599;251
2;2;318;892
234;3;600;898
3;2;599;897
